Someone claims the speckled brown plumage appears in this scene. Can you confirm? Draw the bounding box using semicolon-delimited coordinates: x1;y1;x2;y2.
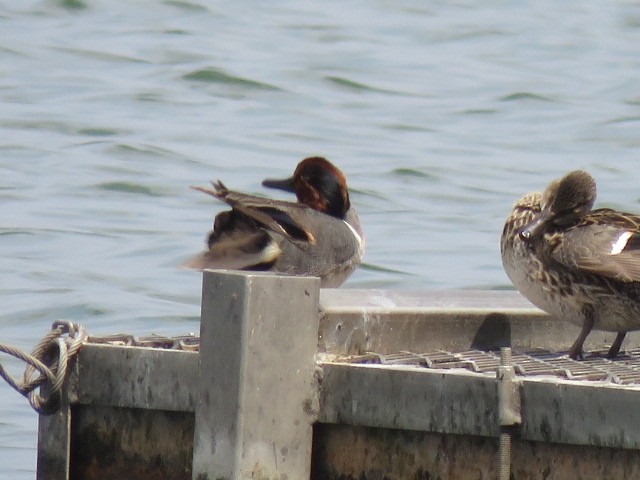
501;170;640;359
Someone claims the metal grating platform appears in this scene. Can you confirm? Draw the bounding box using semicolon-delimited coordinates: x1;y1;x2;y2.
87;333;199;351
85;334;640;385
335;349;640;385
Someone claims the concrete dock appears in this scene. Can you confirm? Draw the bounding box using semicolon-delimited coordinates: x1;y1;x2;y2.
37;270;640;479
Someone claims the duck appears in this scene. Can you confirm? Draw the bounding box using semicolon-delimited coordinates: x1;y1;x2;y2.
186;156;364;288
501;170;640;359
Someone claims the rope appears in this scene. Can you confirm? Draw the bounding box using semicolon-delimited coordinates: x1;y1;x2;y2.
0;321;88;415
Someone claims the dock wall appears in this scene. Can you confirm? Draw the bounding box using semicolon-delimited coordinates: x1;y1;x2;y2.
36;270;640;480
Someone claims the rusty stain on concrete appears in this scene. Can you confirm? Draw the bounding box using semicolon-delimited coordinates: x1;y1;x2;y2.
311;424;640;480
70;405;194;480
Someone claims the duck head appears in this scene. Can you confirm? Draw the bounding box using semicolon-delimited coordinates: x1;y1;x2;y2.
519;170;596;242
262;156;351;218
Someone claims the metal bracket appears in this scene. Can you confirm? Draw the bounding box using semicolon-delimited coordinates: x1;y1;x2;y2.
497;347;522;427
497;347;522;480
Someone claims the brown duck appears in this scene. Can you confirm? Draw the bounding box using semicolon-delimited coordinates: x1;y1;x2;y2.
501;170;640;359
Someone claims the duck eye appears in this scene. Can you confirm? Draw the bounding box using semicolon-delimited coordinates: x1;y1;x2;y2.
519;230;530;242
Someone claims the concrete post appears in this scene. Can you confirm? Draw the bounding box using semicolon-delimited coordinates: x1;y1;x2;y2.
192;270;320;480
36;379;71;480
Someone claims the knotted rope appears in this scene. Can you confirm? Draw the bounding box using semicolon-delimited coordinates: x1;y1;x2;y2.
0;321;87;415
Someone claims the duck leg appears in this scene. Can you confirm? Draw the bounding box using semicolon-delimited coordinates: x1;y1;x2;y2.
607;332;627;358
568;311;595;360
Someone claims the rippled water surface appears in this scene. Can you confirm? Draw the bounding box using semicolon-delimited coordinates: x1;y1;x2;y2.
2;1;640;477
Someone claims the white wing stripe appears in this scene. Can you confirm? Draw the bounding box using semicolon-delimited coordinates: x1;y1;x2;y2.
343;220;364;255
611;231;633;255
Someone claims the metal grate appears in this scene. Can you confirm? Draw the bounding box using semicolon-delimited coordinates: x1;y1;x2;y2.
85;334;640;385
87;333;199;351
335;349;640;385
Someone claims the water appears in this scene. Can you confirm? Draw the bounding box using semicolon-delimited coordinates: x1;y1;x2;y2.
2;1;640;477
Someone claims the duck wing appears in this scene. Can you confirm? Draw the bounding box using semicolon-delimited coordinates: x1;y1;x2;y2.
548;210;640;283
188;182;363;285
192;182;315;244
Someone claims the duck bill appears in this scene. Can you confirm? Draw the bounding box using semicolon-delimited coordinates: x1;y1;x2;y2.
519;213;550;242
262;176;295;193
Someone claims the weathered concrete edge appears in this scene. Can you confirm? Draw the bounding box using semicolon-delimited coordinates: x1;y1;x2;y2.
318;289;640;355
70;344;198;412
318;362;640;450
36;374;71;480
65;346;640;451
520;378;640;449
319;289;540;311
317;362;499;437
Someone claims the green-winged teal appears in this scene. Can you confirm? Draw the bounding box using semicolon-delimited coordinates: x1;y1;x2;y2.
186;156;364;287
501;170;640;359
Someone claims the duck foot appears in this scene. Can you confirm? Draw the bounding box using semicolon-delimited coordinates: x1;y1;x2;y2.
607;332;627;359
567;348;584;360
568;315;595;360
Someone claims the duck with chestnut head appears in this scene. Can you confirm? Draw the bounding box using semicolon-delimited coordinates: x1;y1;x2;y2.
186;156;364;288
